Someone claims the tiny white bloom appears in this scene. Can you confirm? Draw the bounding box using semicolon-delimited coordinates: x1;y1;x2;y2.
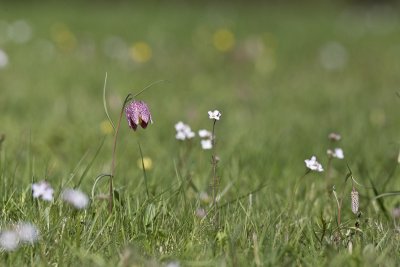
0;231;19;251
175;121;195;140
208;110;221;120
183;127;195;139
327;148;344;159
15;222;39;244
198;129;211;138
165;262;180;267
32;181;54;201
334;148;344;159
174;121;186;132
175;131;186;140
328;132;341;141
62;189;89;209
201;139;212;150
304;156;324;172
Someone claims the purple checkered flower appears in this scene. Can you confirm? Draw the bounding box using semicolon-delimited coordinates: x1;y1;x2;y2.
125;100;153;131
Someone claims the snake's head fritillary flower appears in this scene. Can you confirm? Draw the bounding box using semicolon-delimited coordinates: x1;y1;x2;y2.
125;100;152;131
208;110;221;120
304;156;324;172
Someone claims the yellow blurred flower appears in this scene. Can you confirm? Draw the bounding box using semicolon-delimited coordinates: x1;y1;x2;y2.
130;42;152;63
137;157;153;170
100;120;114;135
51;23;77;53
213;29;235;52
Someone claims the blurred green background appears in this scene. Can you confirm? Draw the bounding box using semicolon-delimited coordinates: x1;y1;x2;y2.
0;1;399;196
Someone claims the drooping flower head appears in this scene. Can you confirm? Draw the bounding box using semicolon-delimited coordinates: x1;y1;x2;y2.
125;100;152;131
304;156;324;172
32;181;54;201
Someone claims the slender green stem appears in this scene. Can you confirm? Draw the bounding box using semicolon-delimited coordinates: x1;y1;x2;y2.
138;141;149;198
210;119;220;229
109;94;133;213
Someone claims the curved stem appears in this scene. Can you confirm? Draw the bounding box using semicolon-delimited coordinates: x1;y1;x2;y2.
109;94;132;213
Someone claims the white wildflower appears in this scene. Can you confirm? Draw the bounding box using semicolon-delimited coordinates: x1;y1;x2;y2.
327;148;344;159
201;139;212;150
328;132;341;141
198;129;211;138
32;181;54;201
174;121;186;132
62;189;89;209
0;231;19;251
208;110;221;120
174;121;195;140
15;222;39;244
304;156;324;172
195;208;207;219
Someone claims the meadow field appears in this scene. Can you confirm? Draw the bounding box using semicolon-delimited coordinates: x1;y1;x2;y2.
1;1;400;266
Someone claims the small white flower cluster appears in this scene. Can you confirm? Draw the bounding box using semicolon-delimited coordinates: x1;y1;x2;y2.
175;121;195;140
0;222;39;251
199;129;213;150
175;109;221;150
327;132;344;159
327;148;344;159
305;156;324;172
32;181;89;209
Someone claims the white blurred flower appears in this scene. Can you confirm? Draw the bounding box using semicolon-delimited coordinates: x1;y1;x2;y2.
32;181;54;201
174;121;186;132
201;139;212;150
0;49;8;69
62;189;89;209
328;132;341;141
175;131;186;140
304;156;324;172
0;231;19;251
327;148;344;159
8;20;32;44
198;129;211;138
208;110;221;120
15;222;39;244
195;208;207;219
174;121;195;140
165;262;180;267
319;42;348;71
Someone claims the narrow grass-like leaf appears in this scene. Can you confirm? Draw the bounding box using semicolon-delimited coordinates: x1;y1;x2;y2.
102;72;115;132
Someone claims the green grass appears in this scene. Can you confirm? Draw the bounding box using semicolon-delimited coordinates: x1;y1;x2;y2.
1;1;400;266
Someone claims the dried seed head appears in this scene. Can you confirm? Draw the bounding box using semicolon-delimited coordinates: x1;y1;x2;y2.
351;188;359;215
